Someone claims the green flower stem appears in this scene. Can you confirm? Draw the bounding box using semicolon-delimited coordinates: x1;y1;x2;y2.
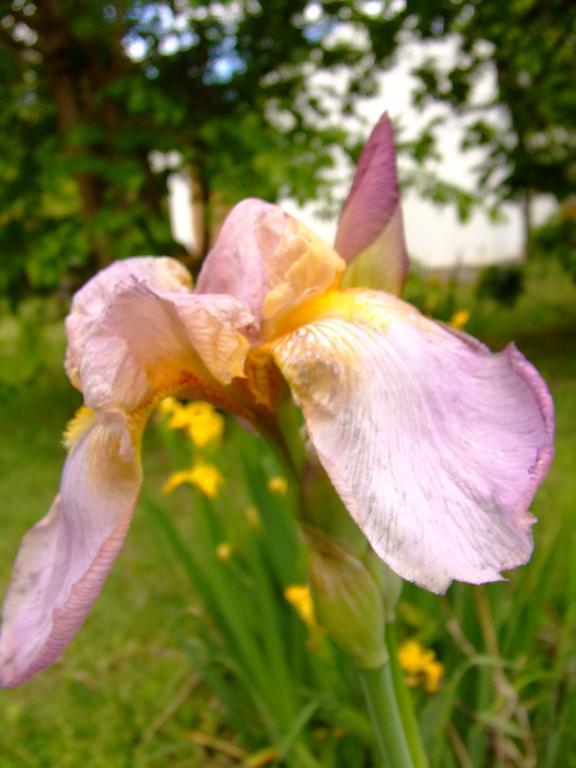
359;662;415;768
386;624;430;768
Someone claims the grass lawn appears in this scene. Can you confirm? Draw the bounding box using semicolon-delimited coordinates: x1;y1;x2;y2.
0;264;574;767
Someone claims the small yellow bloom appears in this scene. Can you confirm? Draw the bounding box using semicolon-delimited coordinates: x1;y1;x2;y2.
398;639;430;674
161;400;224;448
163;461;224;498
424;659;444;693
268;476;288;494
216;542;233;561
449;308;470;329
285;584;316;627
398;639;444;693
157;397;179;416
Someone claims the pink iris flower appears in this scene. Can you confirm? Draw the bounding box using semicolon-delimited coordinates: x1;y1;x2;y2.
0;116;554;687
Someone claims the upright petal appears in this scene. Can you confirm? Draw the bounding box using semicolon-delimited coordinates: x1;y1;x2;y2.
66;257;193;391
196;199;344;330
195;199;279;317
77;285;253;411
335;115;409;295
0;410;143;687
271;290;554;593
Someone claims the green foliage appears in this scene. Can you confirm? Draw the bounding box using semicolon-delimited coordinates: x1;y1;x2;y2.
0;0;402;303
146;413;375;766
531;202;576;281
476;264;525;307
398;0;576;216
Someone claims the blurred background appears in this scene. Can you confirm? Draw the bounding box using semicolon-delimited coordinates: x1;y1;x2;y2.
0;2;575;767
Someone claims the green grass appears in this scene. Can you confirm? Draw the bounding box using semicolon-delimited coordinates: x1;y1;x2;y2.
0;330;234;767
0;264;575;767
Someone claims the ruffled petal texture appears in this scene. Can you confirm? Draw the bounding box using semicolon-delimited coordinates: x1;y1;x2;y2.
272;290;554;593
196;199;344;330
66;257;193;392
76;285;253;411
335;115;409;295
0;410;143;687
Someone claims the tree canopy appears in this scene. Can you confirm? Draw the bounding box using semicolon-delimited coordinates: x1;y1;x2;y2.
2;0;574;303
401;0;576;217
0;0;402;303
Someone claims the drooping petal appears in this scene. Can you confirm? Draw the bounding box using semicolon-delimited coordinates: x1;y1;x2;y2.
0;409;143;687
77;284;253;411
335;115;409;295
66;257;193;392
196;199;345;329
271;290;554;593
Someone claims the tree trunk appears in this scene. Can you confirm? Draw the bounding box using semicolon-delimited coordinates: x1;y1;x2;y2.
520;188;533;261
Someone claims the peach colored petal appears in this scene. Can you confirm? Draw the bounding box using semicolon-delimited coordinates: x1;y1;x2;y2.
272;289;554;593
0;411;143;687
77;285;252;410
196;199;344;331
66;257;192;391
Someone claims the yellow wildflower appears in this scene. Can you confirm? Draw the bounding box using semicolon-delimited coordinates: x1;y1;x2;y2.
424;659;444;693
216;542;233;561
398;639;444;693
449;308;470;329
165;401;224;447
163;461;224;498
268;476;288;494
187;403;224;447
157;397;179;416
285;584;316;628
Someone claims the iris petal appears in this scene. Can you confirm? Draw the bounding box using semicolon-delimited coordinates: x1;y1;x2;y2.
197;199;344;329
0;411;143;687
335;115;409;295
66;257;193;391
272;289;554;593
78;284;253;411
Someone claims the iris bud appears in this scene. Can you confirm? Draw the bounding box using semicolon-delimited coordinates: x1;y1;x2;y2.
308;531;387;669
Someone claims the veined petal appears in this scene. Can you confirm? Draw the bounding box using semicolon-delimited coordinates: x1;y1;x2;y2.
196;199;344;329
0;410;143;687
335;115;409;295
66;257;193;391
78;285;252;411
271;290;554;593
196;199;278;316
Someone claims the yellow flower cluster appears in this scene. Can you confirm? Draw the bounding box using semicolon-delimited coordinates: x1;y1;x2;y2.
159;398;225;499
398;639;444;693
158;397;224;447
449;308;471;330
216;542;233;561
267;476;288;494
163;461;224;499
284;585;316;628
